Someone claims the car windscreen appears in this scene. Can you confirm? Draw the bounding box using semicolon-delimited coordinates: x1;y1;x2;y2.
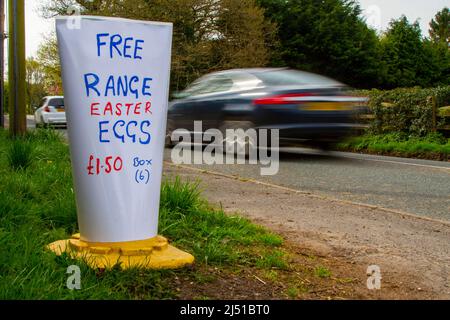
252;70;342;87
181;76;233;97
48;98;65;108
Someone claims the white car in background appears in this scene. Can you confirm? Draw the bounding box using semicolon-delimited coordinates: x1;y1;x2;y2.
34;96;67;128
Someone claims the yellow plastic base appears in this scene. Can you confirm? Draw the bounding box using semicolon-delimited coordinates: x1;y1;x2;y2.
47;234;194;269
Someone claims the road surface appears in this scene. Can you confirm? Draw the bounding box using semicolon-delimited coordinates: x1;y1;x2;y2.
164;146;450;222
21;117;449;221
3;115;36;129
165;163;450;299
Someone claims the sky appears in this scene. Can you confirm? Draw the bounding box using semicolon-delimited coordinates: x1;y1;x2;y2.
17;0;450;58
357;0;448;35
26;0;53;58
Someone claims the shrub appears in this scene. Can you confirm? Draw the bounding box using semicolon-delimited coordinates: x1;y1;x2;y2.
439;106;450;117
355;86;450;136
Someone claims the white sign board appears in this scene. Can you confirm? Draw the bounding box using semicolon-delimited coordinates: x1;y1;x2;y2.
56;16;173;243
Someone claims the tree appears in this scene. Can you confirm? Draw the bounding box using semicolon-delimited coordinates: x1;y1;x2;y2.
422;40;450;86
41;0;275;91
26;58;47;114
429;7;449;46
379;16;443;88
40;0;449;90
257;0;382;88
208;0;275;69
36;35;63;95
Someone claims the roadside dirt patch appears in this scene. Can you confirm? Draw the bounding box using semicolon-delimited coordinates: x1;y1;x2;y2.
164;163;450;299
171;239;432;300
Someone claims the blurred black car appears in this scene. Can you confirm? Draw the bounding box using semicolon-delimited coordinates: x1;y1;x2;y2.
167;68;367;149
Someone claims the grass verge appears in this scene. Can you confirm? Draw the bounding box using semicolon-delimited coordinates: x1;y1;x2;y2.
0;128;287;299
337;133;450;161
0;128;363;300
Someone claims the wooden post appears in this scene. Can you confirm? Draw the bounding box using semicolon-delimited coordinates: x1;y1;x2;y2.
8;0;26;136
431;95;437;132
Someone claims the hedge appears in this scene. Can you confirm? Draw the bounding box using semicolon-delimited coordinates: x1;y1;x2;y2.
354;86;450;136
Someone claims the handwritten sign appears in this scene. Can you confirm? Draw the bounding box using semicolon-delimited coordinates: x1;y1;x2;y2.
56;16;173;243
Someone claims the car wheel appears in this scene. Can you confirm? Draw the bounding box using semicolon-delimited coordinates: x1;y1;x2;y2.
219;120;257;157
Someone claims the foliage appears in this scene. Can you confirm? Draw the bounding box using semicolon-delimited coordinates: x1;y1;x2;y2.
440;106;450;117
257;0;382;88
36;36;63;95
429;7;449;46
26;58;48;114
37;1;450;91
379;16;450;89
422;40;450;87
41;0;275;92
360;86;450;136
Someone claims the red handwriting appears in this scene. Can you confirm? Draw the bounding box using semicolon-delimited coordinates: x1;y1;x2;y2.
90;101;152;117
87;155;123;176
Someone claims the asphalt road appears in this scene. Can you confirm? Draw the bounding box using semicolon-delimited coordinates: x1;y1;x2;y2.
19;117;449;222
164;146;450;222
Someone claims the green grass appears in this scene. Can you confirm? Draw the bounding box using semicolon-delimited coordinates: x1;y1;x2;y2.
263;270;279;282
286;286;300;299
255;250;288;270
159;178;285;266
0;128;285;299
314;266;332;279
6;139;34;171
338;132;450;159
